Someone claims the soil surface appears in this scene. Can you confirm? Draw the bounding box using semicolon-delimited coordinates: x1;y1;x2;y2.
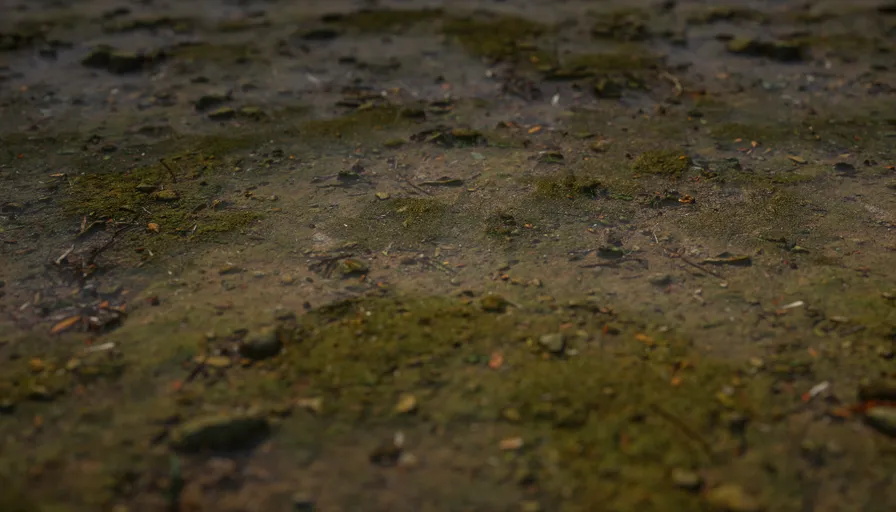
1;0;895;511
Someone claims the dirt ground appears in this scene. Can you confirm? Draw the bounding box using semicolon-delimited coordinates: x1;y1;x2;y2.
1;0;895;510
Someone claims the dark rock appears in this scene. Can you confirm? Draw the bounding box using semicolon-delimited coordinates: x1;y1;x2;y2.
726;37;805;62
195;92;230;112
299;28;340;41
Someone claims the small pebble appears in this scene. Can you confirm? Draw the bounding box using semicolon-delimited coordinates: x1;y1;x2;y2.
705;484;761;512
394;394;418;414
670;468;702;491
538;333;566;354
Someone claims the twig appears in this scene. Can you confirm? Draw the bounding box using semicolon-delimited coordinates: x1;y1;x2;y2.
397;172;433;196
159;158;177;184
55;245;75;265
679;256;724;280
660;71;683;97
650;403;715;460
87;224;134;265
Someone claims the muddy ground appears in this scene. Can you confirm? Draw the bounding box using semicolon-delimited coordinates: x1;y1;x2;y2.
1;0;895;510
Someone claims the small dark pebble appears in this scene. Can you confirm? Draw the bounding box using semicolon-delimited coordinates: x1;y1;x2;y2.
82;45;163;74
299;28;340;41
195;93;230;112
292;492;316;512
369;441;402;466
239;327;283;360
0;399;15;414
833;162;857;176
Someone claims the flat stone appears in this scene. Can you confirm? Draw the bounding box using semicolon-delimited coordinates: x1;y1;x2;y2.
670;468;702;491
865;406;896;437
170;412;270;451
538;333;566;353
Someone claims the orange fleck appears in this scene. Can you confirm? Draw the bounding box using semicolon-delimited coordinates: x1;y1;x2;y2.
488;351;504;370
670;376;683;386
828;407;852;419
528;125;542;134
51;316;81;334
147;222;160;233
634;333;655;346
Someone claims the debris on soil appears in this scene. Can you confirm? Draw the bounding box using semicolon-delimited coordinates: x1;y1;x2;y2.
2;1;896;510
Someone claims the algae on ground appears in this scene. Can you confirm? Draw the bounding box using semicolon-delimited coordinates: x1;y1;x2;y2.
326;8;444;32
533;173;605;200
168;42;264;64
631;149;690;177
441;14;551;61
299;106;412;140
